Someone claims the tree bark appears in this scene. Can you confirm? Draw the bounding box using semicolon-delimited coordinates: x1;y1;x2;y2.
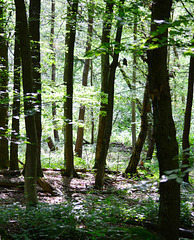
94;0;114;170
63;0;79;178
50;0;60;142
75;1;93;157
10;16;21;170
146;125;155;160
125;82;150;174
147;1;180;239
131;13;137;150
95;0;125;189
29;0;43;178
182;40;194;182
90;60;95;144
15;0;38;206
0;0;9;169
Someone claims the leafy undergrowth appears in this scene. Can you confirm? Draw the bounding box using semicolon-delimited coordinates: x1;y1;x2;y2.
0;171;193;240
0;202;159;240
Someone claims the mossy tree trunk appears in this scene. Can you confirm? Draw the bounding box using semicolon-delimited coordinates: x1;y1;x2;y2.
75;0;93;158
10;16;21;170
50;0;60;142
95;0;125;189
94;0;114;170
29;0;43;178
125;82;150;174
0;0;9;170
15;0;38;206
131;13;137;150
182;38;194;182
147;0;180;239
63;0;79;178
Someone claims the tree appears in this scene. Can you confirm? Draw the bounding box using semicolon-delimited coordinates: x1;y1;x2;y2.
94;0;114;170
50;0;60;142
63;0;79;177
29;0;43;178
15;0;38;206
75;0;93;158
147;0;180;239
125;81;150;174
131;12;137;150
0;0;9;169
182;37;194;182
10;14;21;170
95;0;125;189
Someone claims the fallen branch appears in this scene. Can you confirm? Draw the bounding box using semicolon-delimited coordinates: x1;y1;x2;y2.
0;180;24;188
37;178;58;196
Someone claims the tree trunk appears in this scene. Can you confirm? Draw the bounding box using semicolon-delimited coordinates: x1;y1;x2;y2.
29;0;43;178
15;0;38;206
10;17;21;170
90;60;95;144
125;82;150;174
50;0;60;142
147;1;180;239
75;1;93;157
131;14;137;150
95;0;125;189
182;40;194;182
63;0;79;178
146;125;155;160
94;0;114;169
0;0;9;169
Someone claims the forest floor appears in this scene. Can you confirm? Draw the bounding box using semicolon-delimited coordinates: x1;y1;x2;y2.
0;169;159;205
0;169;194;239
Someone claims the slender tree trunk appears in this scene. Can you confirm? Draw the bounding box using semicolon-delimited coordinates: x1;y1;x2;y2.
15;0;38;206
63;0;79;177
182;40;194;182
131;14;137;150
50;0;59;142
147;1;180;239
29;0;43;178
10;17;21;170
146;125;155;160
90;60;94;144
125;82;150;174
95;0;125;189
75;0;93;157
0;0;9;169
94;0;114;169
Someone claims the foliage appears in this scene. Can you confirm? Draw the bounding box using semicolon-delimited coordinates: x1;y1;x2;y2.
0;201;159;240
0;184;193;240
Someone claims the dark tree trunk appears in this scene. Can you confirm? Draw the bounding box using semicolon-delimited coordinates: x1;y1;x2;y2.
95;0;125;189
29;0;43;178
147;0;180;239
146;125;155;161
10;17;21;170
182;42;194;182
15;0;38;206
75;0;93;157
63;0;79;177
50;0;60;142
0;1;9;169
94;0;114;170
125;82;150;174
90;60;95;144
131;14;137;150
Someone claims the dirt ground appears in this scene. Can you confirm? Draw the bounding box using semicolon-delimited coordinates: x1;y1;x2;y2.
0;169;158;205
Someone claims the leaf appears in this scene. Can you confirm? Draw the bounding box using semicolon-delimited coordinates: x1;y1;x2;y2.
167;174;179;180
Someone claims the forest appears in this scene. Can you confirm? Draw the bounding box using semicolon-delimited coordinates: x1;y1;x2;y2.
0;0;193;239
